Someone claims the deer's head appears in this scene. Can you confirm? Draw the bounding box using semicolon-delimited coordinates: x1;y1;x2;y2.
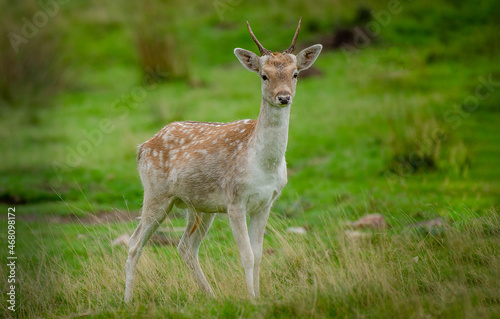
234;18;322;107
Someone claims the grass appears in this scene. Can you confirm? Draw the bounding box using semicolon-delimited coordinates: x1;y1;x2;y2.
1;0;500;317
1;46;498;216
134;0;191;83
1;210;498;318
0;2;67;107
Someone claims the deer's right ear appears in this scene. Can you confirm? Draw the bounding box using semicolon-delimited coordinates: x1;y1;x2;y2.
234;48;260;73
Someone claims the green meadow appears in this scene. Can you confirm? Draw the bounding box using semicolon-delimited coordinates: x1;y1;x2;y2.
1;0;499;317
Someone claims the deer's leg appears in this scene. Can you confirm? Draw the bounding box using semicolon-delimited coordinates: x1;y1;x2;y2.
248;204;271;299
228;204;255;297
124;195;173;303
178;211;216;296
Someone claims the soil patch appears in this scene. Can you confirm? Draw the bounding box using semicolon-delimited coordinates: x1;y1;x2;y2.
2;210;140;224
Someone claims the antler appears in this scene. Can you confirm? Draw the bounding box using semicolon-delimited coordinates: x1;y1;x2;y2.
284;17;302;54
246;21;272;56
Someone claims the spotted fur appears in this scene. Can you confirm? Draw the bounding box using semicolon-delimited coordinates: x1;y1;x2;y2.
124;20;322;303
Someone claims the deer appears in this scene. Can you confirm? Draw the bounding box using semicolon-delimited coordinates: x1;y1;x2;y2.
124;18;322;303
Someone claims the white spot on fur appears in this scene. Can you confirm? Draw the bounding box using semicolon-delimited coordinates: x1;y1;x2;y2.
170;168;177;183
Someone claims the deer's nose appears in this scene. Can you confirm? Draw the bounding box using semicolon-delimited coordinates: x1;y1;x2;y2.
276;92;291;105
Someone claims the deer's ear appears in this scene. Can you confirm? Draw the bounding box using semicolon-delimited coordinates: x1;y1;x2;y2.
296;44;322;71
234;48;260;73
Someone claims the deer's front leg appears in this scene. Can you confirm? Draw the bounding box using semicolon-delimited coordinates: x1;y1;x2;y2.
228;204;255;297
248;204;271;298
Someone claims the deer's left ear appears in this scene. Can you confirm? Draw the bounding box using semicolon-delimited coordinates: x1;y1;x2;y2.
296;44;322;71
234;48;260;73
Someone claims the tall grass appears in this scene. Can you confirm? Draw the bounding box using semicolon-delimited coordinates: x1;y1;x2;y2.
133;0;191;84
6;211;499;318
387;113;443;176
0;2;67;108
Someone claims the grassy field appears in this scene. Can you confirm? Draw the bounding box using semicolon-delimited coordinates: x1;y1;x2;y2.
1;0;500;318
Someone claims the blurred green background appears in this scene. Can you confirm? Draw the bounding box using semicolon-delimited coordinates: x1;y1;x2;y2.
1;0;500;318
1;0;499;222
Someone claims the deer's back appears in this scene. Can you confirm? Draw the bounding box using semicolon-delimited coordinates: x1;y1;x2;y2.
137;120;257;209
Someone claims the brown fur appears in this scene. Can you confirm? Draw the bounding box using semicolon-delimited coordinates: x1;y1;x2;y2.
189;215;201;237
268;53;295;69
138;120;257;173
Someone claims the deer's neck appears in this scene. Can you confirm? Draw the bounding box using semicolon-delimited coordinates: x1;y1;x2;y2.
249;98;290;171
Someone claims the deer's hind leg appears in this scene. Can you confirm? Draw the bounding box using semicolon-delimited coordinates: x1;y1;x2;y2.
124;192;174;303
178;210;216;296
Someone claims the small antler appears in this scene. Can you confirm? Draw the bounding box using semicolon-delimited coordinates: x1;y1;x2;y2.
284;17;302;54
246;21;272;56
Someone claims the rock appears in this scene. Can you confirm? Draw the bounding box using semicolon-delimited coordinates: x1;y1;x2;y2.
112;234;130;246
150;232;180;246
344;230;371;240
286;226;307;235
347;214;387;230
409;217;443;228
159;226;186;233
111;232;180;247
408;217;444;235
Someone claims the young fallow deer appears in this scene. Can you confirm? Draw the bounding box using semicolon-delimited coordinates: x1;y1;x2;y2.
124;18;322;303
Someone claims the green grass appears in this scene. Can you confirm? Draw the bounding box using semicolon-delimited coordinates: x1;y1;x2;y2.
1;47;498;217
1;0;500;317
1;210;499;318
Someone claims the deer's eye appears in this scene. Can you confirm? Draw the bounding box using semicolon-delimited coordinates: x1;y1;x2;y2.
293;72;298;79
261;74;268;81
